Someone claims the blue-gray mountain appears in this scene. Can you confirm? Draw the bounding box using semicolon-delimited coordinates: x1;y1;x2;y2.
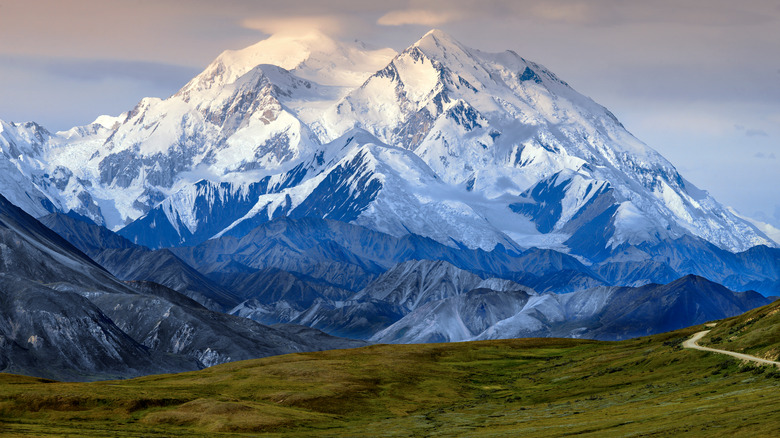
37;209;780;344
372;273;769;343
0;196;365;381
40;212;241;311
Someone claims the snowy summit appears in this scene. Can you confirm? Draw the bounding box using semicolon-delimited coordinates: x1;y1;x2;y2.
0;29;773;259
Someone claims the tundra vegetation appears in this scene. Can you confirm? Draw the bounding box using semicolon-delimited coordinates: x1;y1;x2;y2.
1;317;779;437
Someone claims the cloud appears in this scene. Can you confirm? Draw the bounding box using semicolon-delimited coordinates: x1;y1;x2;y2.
0;55;198;89
374;0;774;29
735;124;770;137
377;9;463;26
746;129;769;137
520;0;773;27
54;60;197;87
0;60;192;131
529;2;601;25
758;204;780;228
241;15;347;36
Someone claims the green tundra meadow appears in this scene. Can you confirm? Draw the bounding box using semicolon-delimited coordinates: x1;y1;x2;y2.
2;299;780;437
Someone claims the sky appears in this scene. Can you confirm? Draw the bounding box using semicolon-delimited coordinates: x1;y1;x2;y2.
0;0;778;228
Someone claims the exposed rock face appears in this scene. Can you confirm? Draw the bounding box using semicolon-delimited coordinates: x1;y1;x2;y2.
373;275;770;343
0;195;365;381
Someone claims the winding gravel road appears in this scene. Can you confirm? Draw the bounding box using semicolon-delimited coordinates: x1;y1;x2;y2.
683;329;780;368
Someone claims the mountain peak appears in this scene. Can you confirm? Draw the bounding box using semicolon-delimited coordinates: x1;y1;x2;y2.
418;29;458;43
420;28;454;41
222;31;340;72
412;29;469;56
191;32;396;91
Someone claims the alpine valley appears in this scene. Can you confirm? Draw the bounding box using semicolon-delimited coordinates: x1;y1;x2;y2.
0;29;778;381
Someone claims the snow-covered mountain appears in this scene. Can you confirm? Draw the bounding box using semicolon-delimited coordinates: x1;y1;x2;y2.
0;120;68;217
0;29;773;259
0;32;396;232
124;129;530;250
315;29;770;253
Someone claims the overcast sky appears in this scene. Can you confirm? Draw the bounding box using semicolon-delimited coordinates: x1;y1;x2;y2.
0;0;778;227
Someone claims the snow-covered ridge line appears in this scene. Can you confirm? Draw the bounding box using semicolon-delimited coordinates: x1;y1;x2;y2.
0;29;773;256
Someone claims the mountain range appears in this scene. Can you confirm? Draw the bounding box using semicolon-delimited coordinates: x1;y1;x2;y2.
38;211;776;343
0;29;773;257
1;29;778;380
0;195;364;380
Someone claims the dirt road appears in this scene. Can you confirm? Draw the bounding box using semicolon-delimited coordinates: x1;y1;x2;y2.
683;329;780;367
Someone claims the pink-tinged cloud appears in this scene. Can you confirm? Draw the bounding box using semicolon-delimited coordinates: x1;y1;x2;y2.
241;15;348;36
377;9;463;27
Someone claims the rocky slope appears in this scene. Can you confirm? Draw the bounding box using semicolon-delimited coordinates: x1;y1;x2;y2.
0;195;364;381
374;275;770;343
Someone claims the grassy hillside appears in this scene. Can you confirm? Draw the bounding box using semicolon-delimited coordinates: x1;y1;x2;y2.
700;298;780;361
1;325;779;437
